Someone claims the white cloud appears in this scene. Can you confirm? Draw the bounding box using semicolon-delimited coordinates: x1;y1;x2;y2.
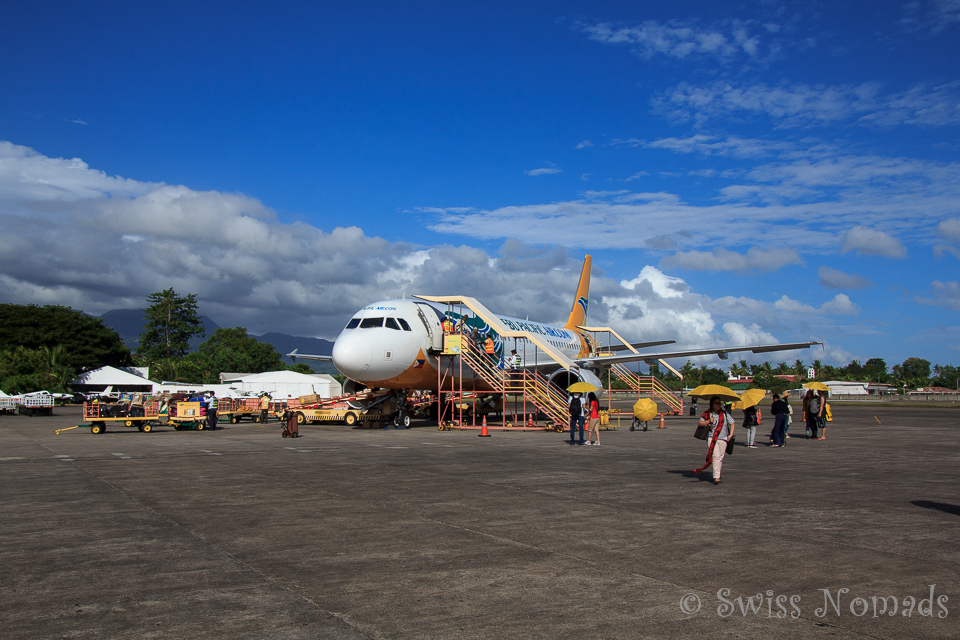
576;140;594;149
525;167;562;176
842;226;907;258
938;218;960;243
645;134;790;158
0;142;881;365
660;247;803;272
915;280;960;311
773;294;860;316
579;19;766;63
817;266;874;289
653;80;960;128
901;0;960;33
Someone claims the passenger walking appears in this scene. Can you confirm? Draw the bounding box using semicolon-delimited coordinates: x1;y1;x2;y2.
802;390;812;438
770;394;789;447
816;390;829;440
585;392;601;445
783;391;792;438
568;392;586;446
694;396;735;484
803;390;822;439
742;403;759;448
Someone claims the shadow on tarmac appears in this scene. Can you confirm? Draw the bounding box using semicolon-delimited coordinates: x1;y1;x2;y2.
912;500;960;517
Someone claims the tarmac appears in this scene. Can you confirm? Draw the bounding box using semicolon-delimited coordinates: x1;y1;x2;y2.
1;404;958;639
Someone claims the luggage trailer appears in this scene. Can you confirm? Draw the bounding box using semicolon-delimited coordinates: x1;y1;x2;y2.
65;400;162;434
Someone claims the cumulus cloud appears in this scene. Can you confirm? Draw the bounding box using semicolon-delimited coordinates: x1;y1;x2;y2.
939;218;960;243
660;247;803;272
0;142;855;364
842;226;907;258
914;280;960;311
773;294;860;315
525;167;562;176
653;80;960;128
817;266;874;289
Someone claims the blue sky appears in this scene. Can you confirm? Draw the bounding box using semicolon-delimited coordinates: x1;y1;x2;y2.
2;1;960;369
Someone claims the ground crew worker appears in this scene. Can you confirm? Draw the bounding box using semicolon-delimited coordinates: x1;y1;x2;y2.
442;317;454;334
259;394;271;423
484;336;495;355
206;393;219;430
507;349;522;384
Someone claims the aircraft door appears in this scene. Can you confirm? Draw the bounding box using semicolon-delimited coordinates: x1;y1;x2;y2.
415;304;444;351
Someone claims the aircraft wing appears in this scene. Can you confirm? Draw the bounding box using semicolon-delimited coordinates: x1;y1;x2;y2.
287;349;333;362
607;339;675;352
574;341;821;368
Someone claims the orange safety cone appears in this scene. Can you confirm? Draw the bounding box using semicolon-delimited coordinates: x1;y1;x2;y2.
658;413;666;429
479;414;491;437
527;413;535;428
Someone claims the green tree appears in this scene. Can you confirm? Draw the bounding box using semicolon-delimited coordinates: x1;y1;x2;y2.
288;363;315;375
0;346;67;393
0;303;131;371
137;288;204;360
863;358;888;383
751;369;792;396
931;364;959;390
793;359;806;381
169;327;286;384
898;357;931;389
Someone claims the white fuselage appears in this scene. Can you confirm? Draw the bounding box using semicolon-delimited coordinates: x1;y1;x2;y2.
330;299;588;390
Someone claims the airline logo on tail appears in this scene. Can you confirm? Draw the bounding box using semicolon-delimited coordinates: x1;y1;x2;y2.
565;255;592;331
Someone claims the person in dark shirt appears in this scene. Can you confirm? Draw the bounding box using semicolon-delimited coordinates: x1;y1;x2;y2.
742;404;759;448
770;394;789;447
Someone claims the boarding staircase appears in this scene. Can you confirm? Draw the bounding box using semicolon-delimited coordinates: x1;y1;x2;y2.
610;362;684;414
457;333;569;428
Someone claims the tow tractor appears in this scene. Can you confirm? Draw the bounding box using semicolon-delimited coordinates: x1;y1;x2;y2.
279;390;395;427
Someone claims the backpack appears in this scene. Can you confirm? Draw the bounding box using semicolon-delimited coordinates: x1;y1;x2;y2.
569;398;582;417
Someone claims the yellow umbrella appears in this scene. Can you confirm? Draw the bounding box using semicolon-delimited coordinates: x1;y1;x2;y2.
803;381;830;392
567;381;599;393
736;388;767;410
633;398;658;422
685;384;740;403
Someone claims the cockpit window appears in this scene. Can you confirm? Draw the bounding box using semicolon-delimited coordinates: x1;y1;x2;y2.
397;318;412;331
385;317;401;330
345;318;361;329
359;317;384;329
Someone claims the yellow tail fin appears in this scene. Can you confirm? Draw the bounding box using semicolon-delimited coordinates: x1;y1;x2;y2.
564;255;592;330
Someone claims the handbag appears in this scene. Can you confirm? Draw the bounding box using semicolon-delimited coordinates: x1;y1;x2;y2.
694;425;710;440
725;436;736;455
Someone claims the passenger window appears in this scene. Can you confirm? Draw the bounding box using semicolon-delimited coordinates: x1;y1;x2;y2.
345;318;360;329
385;318;401;330
359;317;384;329
398;318;412;331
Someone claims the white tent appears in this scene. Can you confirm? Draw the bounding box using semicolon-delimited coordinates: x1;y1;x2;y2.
71;366;154;393
222;371;342;399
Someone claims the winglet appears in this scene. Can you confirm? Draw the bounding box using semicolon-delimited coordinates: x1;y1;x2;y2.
565;255;592;331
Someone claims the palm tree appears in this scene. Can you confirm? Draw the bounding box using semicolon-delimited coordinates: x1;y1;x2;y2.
774;361;791;375
793;359;805;379
812;359;823;380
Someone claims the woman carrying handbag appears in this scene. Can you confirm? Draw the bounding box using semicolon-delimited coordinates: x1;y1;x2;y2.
694;396;735;485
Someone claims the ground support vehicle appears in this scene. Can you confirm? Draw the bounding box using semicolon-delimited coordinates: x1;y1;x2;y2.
163;400;211;431
216;397;263;423
0;396;17;415
281;390;393;428
17;393;55;416
62;400;161;434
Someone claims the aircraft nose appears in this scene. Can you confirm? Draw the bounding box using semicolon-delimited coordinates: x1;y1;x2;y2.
332;333;373;380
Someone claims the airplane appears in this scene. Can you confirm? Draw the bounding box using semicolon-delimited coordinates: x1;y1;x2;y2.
289;255;818;410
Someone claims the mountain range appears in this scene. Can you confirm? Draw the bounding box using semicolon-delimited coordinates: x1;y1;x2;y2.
98;309;336;374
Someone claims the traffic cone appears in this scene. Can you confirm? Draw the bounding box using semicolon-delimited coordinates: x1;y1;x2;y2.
527;413;535;428
479;414;491;437
658;413;666;429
